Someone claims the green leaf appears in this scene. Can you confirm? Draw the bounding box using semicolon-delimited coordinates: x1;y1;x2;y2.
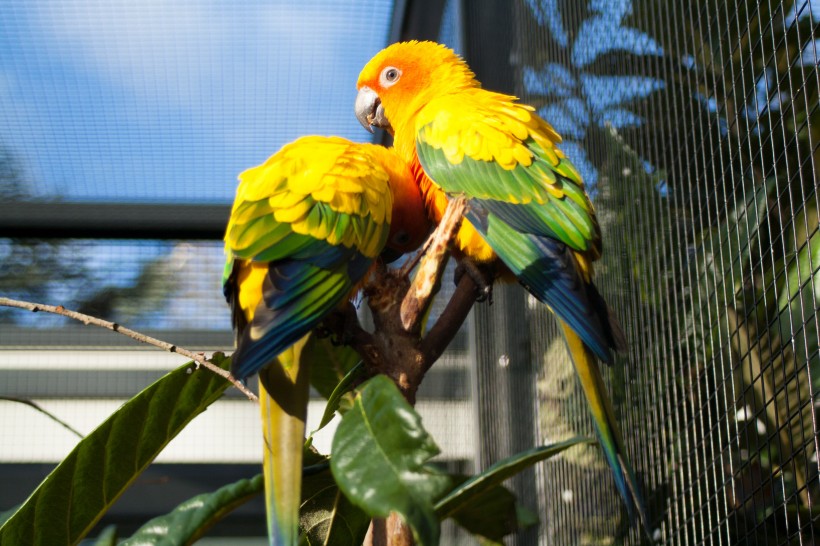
476;538;503;546
0;354;232;546
435;438;592;518
121;474;263;546
310;361;365;437
0;506;19;528
330;375;451;546
306;333;363;400
88;525;117;545
300;453;370;546
776;214;820;366
515;504;539;531
442;475;536;542
258;445;371;545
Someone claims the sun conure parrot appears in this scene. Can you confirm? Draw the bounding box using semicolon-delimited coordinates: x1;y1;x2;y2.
355;40;649;530
223;135;429;546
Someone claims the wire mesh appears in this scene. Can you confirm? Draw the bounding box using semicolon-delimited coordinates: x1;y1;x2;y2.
459;0;819;544
0;0;395;203
0;0;818;544
0;2;435;540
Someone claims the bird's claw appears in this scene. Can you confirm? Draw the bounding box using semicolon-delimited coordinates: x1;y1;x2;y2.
454;259;495;305
475;284;493;304
316;304;360;345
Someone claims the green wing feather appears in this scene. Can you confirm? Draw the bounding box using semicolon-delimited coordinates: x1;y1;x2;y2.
415;93;600;254
223;136;396;546
417;138;597;251
224;136;392;270
413;92;649;532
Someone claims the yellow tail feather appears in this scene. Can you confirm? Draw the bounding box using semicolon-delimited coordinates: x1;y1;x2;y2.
559;320;650;532
259;336;311;546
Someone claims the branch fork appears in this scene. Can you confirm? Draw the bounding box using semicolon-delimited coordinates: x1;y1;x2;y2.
1;196;480;546
327;196;476;406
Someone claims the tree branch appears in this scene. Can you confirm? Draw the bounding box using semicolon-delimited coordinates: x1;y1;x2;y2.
420;274;479;368
0;297;258;402
359;200;469;546
400;197;466;332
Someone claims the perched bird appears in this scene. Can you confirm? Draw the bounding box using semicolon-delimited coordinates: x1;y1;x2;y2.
355;41;649;530
223;135;429;545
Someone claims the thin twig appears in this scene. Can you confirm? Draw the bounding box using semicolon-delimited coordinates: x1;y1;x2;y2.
399;197;466;331
0;297;258;402
0;396;85;438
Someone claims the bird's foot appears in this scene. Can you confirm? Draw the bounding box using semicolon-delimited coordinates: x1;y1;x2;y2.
317;303;361;346
454;259;495;304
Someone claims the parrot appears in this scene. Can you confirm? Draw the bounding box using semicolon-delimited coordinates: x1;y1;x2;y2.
223;135;429;545
354;40;650;531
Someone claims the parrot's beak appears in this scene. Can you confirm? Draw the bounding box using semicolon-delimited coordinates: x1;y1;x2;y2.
355;86;391;133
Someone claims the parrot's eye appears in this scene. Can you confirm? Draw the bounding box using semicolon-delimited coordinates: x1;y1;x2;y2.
380;66;401;87
391;230;410;246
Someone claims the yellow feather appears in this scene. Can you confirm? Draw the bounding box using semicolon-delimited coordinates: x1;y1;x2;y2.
573;251;595;283
458;220;497;262
226;138;402;255
540;144;559;165
546;184;565;198
301;205;331;240
287;171;322;194
513;145;533;167
332;192;362;218
495;147;515;170
267;190;305;210
416;90;551;171
231;217;273;251
230;200;274;226
559;159;582;182
311;183;339;205
273;198;313;224
329;174;365;194
235;260;268;321
236;166;286;202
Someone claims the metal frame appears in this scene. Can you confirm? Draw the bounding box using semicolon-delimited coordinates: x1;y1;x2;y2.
0;202;229;239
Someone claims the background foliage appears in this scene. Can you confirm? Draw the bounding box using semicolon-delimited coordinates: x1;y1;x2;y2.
519;0;819;543
0;0;817;543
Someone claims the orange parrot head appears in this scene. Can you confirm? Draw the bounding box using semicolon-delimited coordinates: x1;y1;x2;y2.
354;41;477;138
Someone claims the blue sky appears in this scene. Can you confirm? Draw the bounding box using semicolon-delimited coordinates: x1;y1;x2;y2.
0;1;394;203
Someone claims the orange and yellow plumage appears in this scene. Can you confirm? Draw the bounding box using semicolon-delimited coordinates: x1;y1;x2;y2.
223;135;428;545
356;40;648;532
